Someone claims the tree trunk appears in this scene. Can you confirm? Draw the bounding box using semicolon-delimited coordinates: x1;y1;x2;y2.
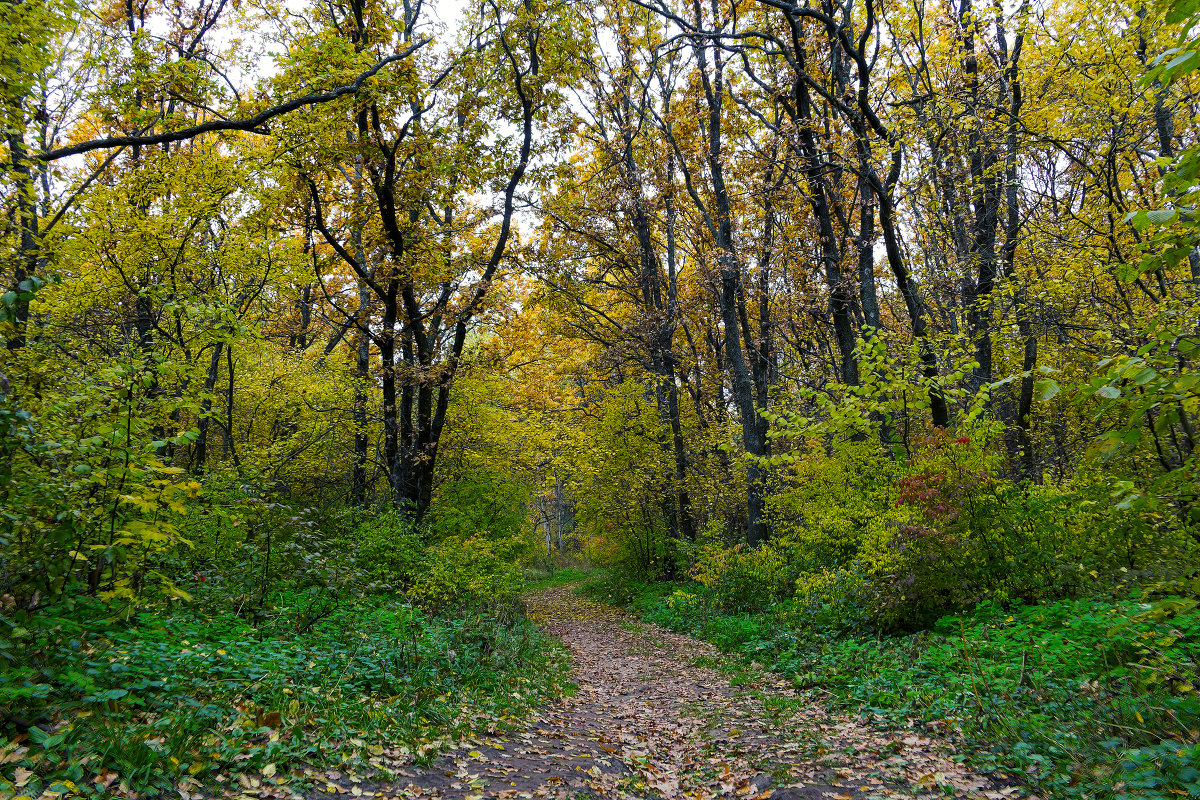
191;340;224;474
693;17;769;545
4;126;39;352
351;281;371;505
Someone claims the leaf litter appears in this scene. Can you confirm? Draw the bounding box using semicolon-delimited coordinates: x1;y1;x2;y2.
266;587;1026;800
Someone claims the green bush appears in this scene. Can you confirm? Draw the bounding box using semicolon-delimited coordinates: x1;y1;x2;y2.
691;540;798;613
410;535;525;611
577;571;645;607
427;470;530;548
790;569;873;633
766;438;907;575
700;614;767;652
0;358;200;610
569;380;678;580
760;422;1194;631
180;482;370;631
328;507;424;591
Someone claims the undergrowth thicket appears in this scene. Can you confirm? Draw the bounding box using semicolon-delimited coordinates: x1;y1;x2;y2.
0;502;565;798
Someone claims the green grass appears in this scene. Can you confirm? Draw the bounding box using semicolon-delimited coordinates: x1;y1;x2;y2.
619;579;1200;800
575;570;676;606
0;595;569;798
522;566;597;592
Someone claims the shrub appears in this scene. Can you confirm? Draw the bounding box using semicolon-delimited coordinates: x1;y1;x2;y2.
1117;741;1200;800
700;614;767;652
182;482;369;631
855;431;1196;630
0;359;200;611
691;540;798;613
410;535;524;611
328;507;424;591
791;569;872;633
426;470;530;549
577;571;646;607
767;438;907;575
568;380;678;580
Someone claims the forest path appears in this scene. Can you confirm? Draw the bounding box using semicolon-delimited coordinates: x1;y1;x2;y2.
312;586;1018;800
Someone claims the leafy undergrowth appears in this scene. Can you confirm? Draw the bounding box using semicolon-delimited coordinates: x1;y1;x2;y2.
603;575;1200;800
0;596;569;799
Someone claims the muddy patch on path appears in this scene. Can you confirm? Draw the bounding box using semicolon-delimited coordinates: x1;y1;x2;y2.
309;587;1021;800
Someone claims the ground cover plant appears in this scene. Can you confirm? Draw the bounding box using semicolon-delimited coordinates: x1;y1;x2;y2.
522;566;597;593
615;576;1200;800
0;593;568;798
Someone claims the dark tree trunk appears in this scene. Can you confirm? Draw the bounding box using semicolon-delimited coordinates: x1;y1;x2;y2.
996;5;1037;479
858;171;881;332
663;153;695;540
959;0;1002;392
5;127;38;352
692;13;770;545
380;283;400;506
351;282;371;505
191;340;225;474
782;28;859;386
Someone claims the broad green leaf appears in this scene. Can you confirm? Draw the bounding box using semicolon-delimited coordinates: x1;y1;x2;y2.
1034;378;1060;402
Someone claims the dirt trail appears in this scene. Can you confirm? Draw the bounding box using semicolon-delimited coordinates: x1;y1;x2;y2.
314;587;1020;800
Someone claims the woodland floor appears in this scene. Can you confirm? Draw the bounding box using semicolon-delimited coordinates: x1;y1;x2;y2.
307;587;1027;800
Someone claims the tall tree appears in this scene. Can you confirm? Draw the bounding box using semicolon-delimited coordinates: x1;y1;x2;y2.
296;0;577;523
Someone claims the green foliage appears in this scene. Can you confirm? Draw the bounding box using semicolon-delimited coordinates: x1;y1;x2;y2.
766;438;906;574
757;402;1192;630
1117;741;1200;800
569;380;677;579
184;484;534;621
428;360;545;564
577;571;652;607
0;276;48;327
0;0;69;130
427;469;532;549
0;594;568;798
2;0;1199;797
630;580;1200;800
762;330;987;448
862;430;1021;627
754;336;1157;629
523;566;595;592
1086;307;1199;533
1139;0;1200;278
690;541;798;613
328;507;424;592
1100;0;1200;566
409;536;525;611
0;355;200;610
179;480;370;632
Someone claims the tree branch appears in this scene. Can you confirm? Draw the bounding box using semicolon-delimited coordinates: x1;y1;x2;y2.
38;39;431;162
